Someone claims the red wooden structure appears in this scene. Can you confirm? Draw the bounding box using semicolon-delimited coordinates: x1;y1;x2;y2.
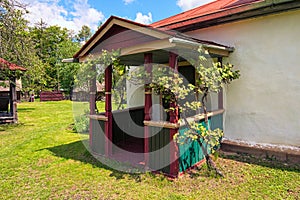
0;58;26;123
72;16;230;177
40;91;64;101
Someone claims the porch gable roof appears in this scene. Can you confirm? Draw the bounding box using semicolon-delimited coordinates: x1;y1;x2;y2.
74;16;169;59
73;16;234;61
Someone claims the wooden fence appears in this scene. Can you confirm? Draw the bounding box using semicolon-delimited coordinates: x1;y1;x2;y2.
40;91;64;101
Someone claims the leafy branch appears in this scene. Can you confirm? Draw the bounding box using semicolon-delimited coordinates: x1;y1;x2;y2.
128;46;240;176
74;49;129;111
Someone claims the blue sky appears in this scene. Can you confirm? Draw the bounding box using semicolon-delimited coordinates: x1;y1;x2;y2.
21;0;214;33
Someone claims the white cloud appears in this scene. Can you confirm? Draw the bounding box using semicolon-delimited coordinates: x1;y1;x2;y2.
134;12;152;25
21;0;104;33
123;0;135;5
176;0;214;11
71;0;104;31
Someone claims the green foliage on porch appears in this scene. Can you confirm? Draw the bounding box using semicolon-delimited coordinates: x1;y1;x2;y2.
178;119;210;173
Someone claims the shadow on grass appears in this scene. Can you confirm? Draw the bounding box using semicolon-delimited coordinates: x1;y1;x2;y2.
0;122;25;131
43;140;144;182
220;152;300;173
17;107;35;112
178;151;300;179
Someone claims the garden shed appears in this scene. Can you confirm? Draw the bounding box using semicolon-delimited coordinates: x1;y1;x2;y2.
0;58;26;123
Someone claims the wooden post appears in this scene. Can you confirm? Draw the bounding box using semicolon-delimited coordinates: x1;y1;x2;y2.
10;77;17;123
144;53;152;167
105;65;113;157
89;65;96;148
217;57;223;110
169;52;179;177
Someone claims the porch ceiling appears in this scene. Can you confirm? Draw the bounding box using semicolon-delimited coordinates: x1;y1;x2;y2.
118;37;230;66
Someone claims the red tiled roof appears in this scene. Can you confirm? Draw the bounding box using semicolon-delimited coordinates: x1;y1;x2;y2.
0;58;26;71
151;0;263;29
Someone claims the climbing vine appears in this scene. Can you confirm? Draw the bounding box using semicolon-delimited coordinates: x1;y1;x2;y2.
76;47;240;176
129;46;240;176
74;49;129;111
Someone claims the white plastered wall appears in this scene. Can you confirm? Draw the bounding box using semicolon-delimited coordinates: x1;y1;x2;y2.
126;67;161;120
186;10;300;147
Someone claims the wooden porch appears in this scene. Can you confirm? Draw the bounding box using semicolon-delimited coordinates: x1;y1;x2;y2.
89;106;225;176
71;16;233;177
87;53;226;177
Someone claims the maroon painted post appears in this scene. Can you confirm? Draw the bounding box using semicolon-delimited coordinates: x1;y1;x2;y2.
217;57;223;109
89;65;96;147
169;52;179;177
144;53;152;167
105;65;113;157
9;77;17;123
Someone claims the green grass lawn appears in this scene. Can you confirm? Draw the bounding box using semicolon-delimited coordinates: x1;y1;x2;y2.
0;101;299;199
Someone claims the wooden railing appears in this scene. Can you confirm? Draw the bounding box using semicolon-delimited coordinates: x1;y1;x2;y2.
144;109;224;129
144;109;225;174
112;106;144;145
88;106;144;154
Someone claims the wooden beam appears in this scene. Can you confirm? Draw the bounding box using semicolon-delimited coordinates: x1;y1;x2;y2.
144;109;225;128
105;65;113;157
88;115;108;121
179;109;225;127
169;52;179;123
168;52;179;177
89;66;96;148
144;53;152;168
207;48;230;57
9;77;17;123
218;57;224;110
144;120;179;129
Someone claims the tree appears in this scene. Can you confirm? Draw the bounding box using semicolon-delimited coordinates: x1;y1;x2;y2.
0;0;48;93
57;40;80;95
76;25;92;43
1;0;82;94
0;0;31;64
74;49;128;109
29;24;76;90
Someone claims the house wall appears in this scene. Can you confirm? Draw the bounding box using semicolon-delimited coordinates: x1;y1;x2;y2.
186;10;300;147
126;67;161;120
127;85;161;121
